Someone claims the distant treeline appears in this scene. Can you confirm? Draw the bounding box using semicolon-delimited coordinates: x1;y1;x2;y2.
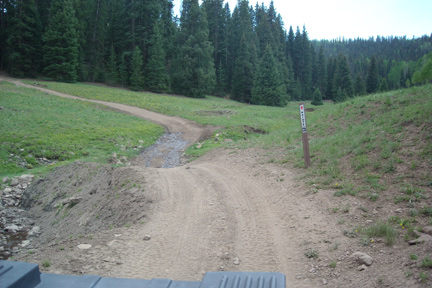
1;0;431;106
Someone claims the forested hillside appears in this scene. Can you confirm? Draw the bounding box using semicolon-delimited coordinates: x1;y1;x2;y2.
1;0;431;106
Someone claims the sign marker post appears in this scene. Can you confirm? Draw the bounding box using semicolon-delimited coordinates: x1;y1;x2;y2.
299;103;311;168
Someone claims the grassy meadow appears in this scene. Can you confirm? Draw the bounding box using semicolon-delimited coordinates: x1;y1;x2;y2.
0;81;164;177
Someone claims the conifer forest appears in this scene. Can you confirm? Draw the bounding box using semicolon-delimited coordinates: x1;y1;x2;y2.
1;0;432;106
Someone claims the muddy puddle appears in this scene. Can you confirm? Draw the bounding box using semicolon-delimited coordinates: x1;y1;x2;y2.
134;132;189;168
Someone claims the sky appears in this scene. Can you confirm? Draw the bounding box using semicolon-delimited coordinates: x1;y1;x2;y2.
172;0;432;40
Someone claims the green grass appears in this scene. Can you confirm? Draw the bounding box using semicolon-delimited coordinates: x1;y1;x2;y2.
0;81;164;177
362;222;397;246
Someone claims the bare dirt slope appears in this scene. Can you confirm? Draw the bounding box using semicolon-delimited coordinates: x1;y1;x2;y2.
3;78;427;287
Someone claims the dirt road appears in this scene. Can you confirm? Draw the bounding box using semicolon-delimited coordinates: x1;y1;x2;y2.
4;78;421;287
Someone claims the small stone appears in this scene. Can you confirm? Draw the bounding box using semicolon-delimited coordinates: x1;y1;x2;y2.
143;235;151;241
409;230;432;245
4;187;12;193
357;264;367;271
351;252;373;266
422;226;432;236
4;224;20;233
233;258;240;265
21;240;30;248
77;244;92;250
2;177;10;184
322;279;328;285
28;226;40;236
395;208;402;213
365;220;374;224
10;178;19;187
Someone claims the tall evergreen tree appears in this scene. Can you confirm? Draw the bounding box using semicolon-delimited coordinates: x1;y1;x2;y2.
171;0;215;98
42;0;79;82
354;74;366;96
325;57;336;100
230;0;257;102
251;44;286;107
83;0;108;82
106;44;118;86
129;45;144;90
232;34;255;102
7;0;42;77
300;26;312;99
366;55;380;94
316;45;327;94
202;0;229;96
118;53;128;87
332;53;353;99
146;21;168;93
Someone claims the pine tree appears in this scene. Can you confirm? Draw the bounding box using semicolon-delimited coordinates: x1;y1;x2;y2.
230;0;257;102
311;88;323;106
42;0;79;82
232;34;255;102
334;86;347;103
146;21;168;93
379;78;388;92
354;74;366;96
251;44;286;107
332;53;353;98
366;55;379;94
171;0;215;98
118;54;128;88
84;0;108;82
106;45;118;86
202;0;228;95
7;0;42;77
130;45;144;90
316;45;327;94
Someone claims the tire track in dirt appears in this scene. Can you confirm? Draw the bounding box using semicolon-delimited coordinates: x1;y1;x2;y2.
109;165;237;280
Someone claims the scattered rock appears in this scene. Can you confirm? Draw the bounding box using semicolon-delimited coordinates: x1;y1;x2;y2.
422;226;432;236
233;258;240;265
77;244;92;250
2;177;10;184
28;226;41;236
409;230;432;245
20;240;30;248
322;279;328;285
58;196;83;208
351;252;373;266
10;178;19;187
143;235;151;241
4;224;20;233
357;264;367;271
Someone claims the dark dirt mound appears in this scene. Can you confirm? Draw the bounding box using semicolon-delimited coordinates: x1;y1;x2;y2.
21;162;158;244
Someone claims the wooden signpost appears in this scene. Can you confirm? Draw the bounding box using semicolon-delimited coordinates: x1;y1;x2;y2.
299;103;311;168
